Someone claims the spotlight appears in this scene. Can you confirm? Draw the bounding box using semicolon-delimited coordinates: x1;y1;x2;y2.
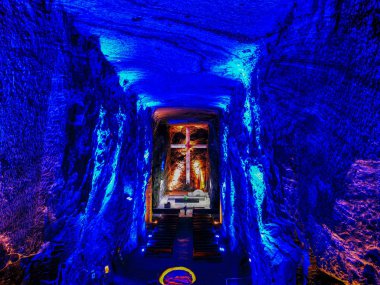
215;234;220;238
219;247;225;252
141;248;145;253
148;234;152;238
248;258;252;263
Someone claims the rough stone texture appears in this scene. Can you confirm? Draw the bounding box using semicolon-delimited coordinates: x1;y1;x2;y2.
0;0;378;284
220;81;307;285
258;0;379;284
315;160;380;283
0;1;67;281
152;122;169;208
0;1;151;283
214;1;379;284
166;125;209;191
59;0;295;108
208;118;221;209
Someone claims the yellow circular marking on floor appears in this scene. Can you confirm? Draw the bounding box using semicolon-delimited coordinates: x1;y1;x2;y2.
159;266;196;285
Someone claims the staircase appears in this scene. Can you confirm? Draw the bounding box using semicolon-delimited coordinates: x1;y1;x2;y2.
192;213;221;259
145;215;179;255
145;213;221;259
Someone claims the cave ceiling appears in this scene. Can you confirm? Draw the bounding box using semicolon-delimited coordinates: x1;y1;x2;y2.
59;0;294;110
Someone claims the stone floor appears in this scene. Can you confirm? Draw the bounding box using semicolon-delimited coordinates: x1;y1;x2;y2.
112;218;251;284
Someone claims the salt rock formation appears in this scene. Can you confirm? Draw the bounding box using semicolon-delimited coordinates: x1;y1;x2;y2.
0;0;378;284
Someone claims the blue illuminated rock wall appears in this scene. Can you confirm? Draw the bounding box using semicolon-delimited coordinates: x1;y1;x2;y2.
257;1;379;283
220;80;306;285
0;0;378;284
219;1;378;284
0;1;152;283
0;1;68;281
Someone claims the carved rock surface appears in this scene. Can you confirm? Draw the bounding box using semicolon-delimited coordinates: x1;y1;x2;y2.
0;0;378;284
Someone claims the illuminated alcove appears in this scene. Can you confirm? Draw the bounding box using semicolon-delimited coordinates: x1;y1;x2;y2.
150;108;221;213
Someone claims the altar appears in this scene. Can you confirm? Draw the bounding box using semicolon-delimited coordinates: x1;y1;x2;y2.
156;191;211;209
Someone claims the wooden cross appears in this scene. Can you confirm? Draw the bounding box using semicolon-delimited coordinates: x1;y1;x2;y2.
170;127;207;184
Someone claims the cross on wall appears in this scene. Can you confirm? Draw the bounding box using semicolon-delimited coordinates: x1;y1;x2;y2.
170;127;207;184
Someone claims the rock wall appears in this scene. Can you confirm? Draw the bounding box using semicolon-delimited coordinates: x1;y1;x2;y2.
152;122;169;208
256;0;379;283
219;1;378;284
0;1;68;281
0;0;378;284
0;1;152;283
208;118;221;209
220;82;306;285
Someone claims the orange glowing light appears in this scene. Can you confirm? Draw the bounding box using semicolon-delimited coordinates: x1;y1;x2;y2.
169;161;184;190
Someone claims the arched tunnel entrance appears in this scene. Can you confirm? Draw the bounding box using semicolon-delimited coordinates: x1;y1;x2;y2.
149;108;220;217
137;107;246;281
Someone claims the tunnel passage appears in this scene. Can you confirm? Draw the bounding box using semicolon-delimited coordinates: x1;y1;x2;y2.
1;1;378;284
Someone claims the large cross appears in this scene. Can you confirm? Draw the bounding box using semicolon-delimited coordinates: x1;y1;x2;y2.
171;127;207;184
